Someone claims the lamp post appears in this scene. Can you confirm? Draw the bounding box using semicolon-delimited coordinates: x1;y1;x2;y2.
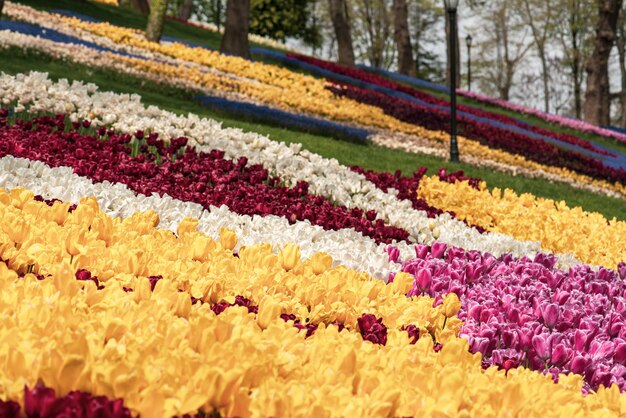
466;34;472;91
444;0;459;163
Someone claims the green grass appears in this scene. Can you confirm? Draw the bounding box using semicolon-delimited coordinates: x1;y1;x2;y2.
2;46;625;222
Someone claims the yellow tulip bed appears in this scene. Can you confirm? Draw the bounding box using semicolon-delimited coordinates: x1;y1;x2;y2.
0;186;624;417
2;6;626;417
418;175;626;269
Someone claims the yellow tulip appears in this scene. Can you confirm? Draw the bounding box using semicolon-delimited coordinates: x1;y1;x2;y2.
219;228;237;251
442;293;462;318
279;243;301;271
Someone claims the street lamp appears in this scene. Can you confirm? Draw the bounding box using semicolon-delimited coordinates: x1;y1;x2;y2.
466;34;472;91
444;0;460;163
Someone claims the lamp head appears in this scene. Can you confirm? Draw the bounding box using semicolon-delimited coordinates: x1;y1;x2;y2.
444;0;459;11
466;34;472;47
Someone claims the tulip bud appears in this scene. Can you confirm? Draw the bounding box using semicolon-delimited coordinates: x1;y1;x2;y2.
257;296;282;330
468;305;483;322
443;293;461;318
307;252;332;275
414;244;429;259
541;303;559;329
551;343;571;367
177;217;198;236
219;228;237;251
65;228;87;257
615;343;626;365
279;244;301;272
531;335;550;361
570;355;590;374
391;272;413;294
618;262;626;280
415;268;432;293
430;242;447;259
386;246;400;263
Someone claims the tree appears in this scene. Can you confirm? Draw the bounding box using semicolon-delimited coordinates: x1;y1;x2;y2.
220;0;251;58
329;0;356;65
583;0;623;126
392;0;416;76
555;0;595;119
517;0;557;113
130;0;151;14
146;0;170;42
177;0;194;20
189;0;225;29
250;0;321;46
352;0;395;68
474;0;531;100
614;8;626;127
410;0;443;81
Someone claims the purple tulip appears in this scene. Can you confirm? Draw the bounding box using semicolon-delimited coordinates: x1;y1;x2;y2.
415;268;432;293
386;246;400;263
541;303;559;329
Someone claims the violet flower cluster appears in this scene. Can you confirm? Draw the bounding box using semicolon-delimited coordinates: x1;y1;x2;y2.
395;241;626;392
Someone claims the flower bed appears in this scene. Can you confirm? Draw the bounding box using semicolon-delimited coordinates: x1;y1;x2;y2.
4;3;626;199
328;82;626;185
0;185;623;416
0;113;410;244
289;53;617;159
417;176;626;268
395;243;626;392
2;72;557;263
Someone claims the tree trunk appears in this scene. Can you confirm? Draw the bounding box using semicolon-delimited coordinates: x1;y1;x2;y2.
220;0;251;59
215;0;223;30
177;0;193;20
145;0;169;42
392;0;415;76
131;0;150;15
329;0;355;65
618;11;626;127
538;49;550;112
445;9;460;88
572;27;583;119
583;0;622;126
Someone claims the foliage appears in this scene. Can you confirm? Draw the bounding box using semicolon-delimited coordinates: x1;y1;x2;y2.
249;0;321;46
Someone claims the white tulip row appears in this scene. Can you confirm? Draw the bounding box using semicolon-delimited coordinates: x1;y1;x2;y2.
0;155;406;279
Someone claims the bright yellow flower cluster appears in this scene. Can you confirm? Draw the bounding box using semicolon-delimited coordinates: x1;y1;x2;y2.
1;187;625;416
418;176;626;268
